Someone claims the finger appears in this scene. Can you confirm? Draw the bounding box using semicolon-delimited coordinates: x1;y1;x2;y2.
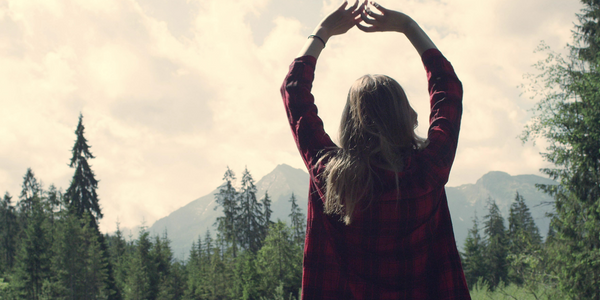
357;22;377;32
366;7;384;20
338;0;348;11
371;1;387;13
352;0;366;16
360;10;377;25
347;0;359;11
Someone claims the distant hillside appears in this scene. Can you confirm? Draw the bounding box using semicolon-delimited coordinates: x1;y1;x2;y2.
446;171;556;248
134;164;555;259
147;164;309;259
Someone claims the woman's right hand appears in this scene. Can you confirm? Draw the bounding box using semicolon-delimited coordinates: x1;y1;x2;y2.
357;1;416;34
357;1;436;55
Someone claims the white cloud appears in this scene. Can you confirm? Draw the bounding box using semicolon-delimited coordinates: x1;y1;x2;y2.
0;0;583;232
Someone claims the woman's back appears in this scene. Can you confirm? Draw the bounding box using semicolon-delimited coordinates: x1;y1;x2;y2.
281;2;470;299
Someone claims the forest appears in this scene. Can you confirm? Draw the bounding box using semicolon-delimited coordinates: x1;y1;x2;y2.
0;115;305;300
2;0;600;299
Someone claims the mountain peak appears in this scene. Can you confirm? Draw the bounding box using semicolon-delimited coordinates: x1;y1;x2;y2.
476;171;512;186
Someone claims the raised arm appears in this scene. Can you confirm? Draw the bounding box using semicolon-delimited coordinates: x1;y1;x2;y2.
357;1;436;56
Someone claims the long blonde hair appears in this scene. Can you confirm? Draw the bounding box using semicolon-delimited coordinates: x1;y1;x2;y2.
320;74;427;224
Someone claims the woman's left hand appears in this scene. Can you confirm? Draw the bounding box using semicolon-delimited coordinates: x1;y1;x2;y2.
314;0;365;40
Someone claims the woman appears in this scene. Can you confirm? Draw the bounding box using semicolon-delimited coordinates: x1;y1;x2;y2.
281;1;470;299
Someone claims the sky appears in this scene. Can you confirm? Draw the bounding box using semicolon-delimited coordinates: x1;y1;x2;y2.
0;0;584;233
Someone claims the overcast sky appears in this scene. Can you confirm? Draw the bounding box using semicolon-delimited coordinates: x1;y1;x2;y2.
0;0;583;233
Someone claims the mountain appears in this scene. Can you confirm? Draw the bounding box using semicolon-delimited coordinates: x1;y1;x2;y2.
446;171;556;249
148;164;309;259
145;164;556;259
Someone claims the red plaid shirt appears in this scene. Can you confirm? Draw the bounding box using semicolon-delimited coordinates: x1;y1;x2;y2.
281;49;470;299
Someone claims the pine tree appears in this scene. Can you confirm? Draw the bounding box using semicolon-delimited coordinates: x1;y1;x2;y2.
124;228;153;300
261;191;274;242
184;239;202;299
521;1;600;297
506;192;543;285
214;167;239;257
237;168;264;253
13;192;51;300
461;212;487;289
483;198;508;289
65;114;102;224
256;221;302;299
0;192;18;274
152;233;176;300
81;213;111;300
52;212;111;300
18;168;42;213
166;260;186;300
288;193;305;247
53;212;88;300
508;192;542;251
107;223;128;298
18;169;43;229
234;252;260;300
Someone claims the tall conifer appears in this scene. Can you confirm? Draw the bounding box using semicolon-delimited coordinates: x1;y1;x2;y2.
461;212;487;289
65;114;102;224
483;198;508;289
18;168;42;222
288;193;305;247
214;167;239;257
256;221;302;298
237;168;263;253
13;193;51;300
261;191;274;243
0;192;18;273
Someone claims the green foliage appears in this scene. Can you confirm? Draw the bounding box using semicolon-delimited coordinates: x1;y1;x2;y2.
123;228;153;300
65;114;102;224
238;168;264;253
507;192;543;285
214;167;240;257
469;279;569;300
2;124;310;300
256;221;302;299
521;1;600;297
288;193;305;247
461;212;487;289
234;252;260;300
261;191;273;242
0;192;19;274
107;224;128;298
483;199;509;290
12;193;51;300
53;212;111;300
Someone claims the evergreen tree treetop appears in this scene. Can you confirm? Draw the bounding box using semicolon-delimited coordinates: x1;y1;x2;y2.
19;168;42;203
288;193;305;247
66;114;102;222
70;114;95;167
238;167;264;253
483;198;508;290
461;212;487;289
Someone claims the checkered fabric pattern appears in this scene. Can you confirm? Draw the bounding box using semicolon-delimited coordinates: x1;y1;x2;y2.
281;49;471;300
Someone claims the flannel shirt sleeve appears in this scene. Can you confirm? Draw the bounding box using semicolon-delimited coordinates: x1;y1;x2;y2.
420;49;463;185
280;56;337;173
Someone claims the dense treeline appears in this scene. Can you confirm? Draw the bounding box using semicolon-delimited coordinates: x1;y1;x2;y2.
460;193;551;297
0;115;305;300
462;0;600;299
